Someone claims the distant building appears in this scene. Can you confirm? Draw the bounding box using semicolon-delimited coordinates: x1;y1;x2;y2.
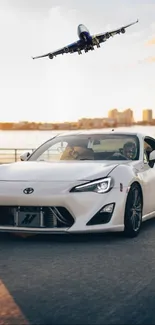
108;109;134;125
142;109;153;122
108;109;118;120
78;117;116;129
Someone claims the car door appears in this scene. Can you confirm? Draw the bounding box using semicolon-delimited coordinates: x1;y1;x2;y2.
141;136;155;214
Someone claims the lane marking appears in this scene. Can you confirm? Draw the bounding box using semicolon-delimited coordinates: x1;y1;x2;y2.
0;280;29;325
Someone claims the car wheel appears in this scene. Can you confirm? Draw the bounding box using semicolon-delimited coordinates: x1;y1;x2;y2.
124;183;142;238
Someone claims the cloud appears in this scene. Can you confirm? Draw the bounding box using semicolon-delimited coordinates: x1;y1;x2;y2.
146;56;155;62
146;38;155;45
138;56;155;64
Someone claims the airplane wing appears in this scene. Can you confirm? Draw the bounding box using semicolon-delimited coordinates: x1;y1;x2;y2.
94;19;139;44
32;40;84;60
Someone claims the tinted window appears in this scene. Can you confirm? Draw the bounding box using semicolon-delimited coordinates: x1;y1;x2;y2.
28;134;140;161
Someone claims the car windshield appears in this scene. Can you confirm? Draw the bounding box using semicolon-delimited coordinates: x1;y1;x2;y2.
28;133;140;162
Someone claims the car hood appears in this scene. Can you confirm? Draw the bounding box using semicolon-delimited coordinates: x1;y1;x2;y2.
0;161;118;182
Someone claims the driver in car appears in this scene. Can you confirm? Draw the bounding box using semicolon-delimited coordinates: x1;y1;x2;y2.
106;141;137;160
123;141;137;160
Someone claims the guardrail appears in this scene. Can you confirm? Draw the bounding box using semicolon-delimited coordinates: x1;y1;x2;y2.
0;148;34;164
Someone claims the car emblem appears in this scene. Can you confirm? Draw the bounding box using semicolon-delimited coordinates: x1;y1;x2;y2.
23;187;34;194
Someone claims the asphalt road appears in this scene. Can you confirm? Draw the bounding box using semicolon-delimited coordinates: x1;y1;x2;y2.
1;220;155;325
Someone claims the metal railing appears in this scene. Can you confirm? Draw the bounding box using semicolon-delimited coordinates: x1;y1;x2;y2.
0;148;34;164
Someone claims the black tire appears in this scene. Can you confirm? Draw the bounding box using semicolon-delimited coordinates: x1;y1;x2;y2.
124;183;142;238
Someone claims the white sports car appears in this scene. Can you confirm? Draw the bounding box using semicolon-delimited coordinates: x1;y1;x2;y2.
0;130;155;238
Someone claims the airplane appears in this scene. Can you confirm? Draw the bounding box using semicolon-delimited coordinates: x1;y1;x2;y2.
32;19;139;60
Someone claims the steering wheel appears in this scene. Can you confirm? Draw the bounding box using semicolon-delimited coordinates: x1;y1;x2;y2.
110;152;128;160
117;153;128;160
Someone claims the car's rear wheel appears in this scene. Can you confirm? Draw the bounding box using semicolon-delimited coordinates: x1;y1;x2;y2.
124;183;142;238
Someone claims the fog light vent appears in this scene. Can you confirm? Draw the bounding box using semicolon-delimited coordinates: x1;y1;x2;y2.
100;203;114;214
86;203;115;226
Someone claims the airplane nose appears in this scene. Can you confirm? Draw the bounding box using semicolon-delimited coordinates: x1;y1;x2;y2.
78;24;82;31
78;24;85;34
77;24;82;36
77;24;90;39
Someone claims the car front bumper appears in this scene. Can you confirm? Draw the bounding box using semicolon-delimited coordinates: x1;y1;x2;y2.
0;181;128;234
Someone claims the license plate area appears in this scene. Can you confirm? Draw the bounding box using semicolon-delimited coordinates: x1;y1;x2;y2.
15;207;43;228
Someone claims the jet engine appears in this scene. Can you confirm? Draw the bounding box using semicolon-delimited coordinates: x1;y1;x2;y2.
105;33;110;39
120;28;125;33
49;53;54;59
64;47;69;53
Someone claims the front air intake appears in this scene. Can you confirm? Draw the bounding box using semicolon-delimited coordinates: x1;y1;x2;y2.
86;203;115;225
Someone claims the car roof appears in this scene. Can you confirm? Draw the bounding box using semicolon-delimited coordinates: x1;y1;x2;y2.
55;129;149;138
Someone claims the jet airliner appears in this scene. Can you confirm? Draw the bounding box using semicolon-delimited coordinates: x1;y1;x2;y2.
32;19;138;60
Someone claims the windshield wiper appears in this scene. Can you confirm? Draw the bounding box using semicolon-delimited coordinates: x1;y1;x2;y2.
79;158;93;160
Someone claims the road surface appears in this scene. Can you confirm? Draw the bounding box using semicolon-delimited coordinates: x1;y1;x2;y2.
0;219;155;325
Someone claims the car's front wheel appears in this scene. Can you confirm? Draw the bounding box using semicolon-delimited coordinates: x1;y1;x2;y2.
124;183;142;238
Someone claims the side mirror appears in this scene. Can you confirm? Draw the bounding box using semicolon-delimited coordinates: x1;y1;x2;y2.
20;151;30;161
149;150;155;167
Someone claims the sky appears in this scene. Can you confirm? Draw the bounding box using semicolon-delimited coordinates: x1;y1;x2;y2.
0;0;155;123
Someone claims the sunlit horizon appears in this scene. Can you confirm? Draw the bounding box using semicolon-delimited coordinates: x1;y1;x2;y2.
0;0;154;123
0;107;153;124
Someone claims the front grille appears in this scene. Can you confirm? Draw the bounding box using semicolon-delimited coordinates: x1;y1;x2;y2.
0;206;74;229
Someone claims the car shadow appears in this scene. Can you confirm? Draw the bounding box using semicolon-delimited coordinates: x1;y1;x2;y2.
1;218;155;245
0;230;124;244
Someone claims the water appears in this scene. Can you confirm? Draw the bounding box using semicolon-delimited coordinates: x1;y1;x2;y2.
0;126;155;149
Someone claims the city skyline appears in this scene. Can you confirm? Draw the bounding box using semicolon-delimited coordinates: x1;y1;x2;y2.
0;108;153;126
0;107;154;123
0;0;154;122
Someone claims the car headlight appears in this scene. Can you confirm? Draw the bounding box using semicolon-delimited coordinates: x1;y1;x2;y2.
70;177;113;194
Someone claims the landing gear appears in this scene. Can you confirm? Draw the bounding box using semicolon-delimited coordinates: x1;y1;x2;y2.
78;49;82;55
92;37;100;48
